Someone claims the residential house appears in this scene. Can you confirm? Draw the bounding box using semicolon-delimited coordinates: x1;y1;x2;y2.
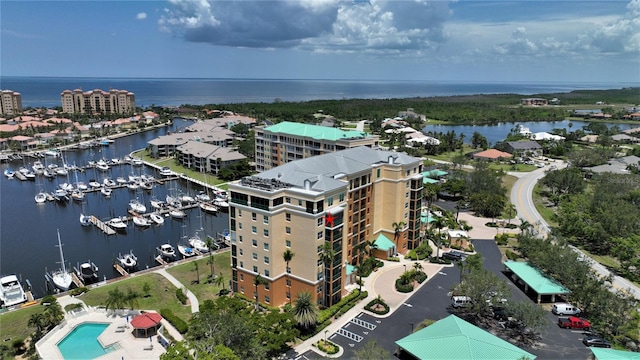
176;140;246;174
611;134;640;144
504;141;543;157
520;98;548;106
471;149;513;161
148;131;234;158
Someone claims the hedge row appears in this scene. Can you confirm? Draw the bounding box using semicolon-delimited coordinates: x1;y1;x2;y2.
318;289;367;324
395;279;414;293
160;308;188;334
364;298;390;315
232;293;280;312
176;288;187;305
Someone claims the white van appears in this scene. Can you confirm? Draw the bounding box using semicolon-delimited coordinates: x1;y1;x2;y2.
552;303;581;316
451;296;473;308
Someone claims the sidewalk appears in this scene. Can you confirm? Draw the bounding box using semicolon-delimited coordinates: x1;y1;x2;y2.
294;257;444;358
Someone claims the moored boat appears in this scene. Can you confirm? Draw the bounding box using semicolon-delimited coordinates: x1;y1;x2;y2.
4;169;15;178
132;215;151;227
177;244;196;258
149;212;164;225
117;250;138;270
74;261;98;283
0;275;28;307
107;217;128;231
80;213;92;226
169;208;186;219
199;202;218;214
45;230;73;292
157;244;176;259
129;198;147;213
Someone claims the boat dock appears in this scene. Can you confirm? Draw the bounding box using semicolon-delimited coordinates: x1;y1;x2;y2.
70;272;84;288
112;263;129;277
155;255;168;266
90;216;116;235
14;171;26;181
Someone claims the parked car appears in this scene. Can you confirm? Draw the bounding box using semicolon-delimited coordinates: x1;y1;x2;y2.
558;316;591;330
552;303;581;316
451;296;473;308
583;336;611;348
443;251;464;261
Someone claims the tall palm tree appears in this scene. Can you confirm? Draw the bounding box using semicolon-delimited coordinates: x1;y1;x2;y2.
205;236;215;280
104;287;126;313
293;291;319;330
353;242;367;265
28;312;47;334
319;241;336;307
507;203;517;225
253;274;268;311
214;272;226;291
193;260;200;284
283;249;295;304
392;221;406;251
519;218;534;235
432;216;447;259
124;288;140;310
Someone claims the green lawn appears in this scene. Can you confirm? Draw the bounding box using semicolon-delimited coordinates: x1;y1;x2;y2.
532;183;559;228
427;145;475;162
166;251;232;304
80;273;193;321
579;249;621;271
489;163;537;172
0;304;44;344
133;150;228;189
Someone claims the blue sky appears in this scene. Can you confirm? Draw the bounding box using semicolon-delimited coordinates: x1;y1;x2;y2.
1;0;639;83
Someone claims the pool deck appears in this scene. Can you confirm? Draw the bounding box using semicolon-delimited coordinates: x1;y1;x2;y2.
36;307;168;360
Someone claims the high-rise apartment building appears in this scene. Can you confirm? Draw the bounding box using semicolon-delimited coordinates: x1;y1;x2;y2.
0;90;23;116
254;121;379;171
228;147;423;308
60;88;135;114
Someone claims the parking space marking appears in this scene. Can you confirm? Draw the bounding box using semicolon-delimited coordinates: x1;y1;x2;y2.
336;328;364;342
350;317;377;330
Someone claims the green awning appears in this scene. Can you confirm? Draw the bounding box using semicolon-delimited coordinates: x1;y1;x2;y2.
423;177;439;184
373;233;395;251
423;169;448;178
504;261;570;295
396;315;536;360
346;264;356;276
590;348;640;360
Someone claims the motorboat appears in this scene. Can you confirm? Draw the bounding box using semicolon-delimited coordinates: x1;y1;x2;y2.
199;202;217;214
149;212;164;225
45;230;73;292
169;209;186;219
71;189;85;202
180;194;196;204
128;174;141;183
195;191;211;202
103;178;116;187
32;161;45;173
166;194;181;208
80;213;92;226
139;181;154;191
54;189;69;202
177;244;196;258
150;197;166;210
127;182;140;191
213;198;229;210
107;217;128;231
0;275;27;307
140;174;156;183
117;250;137;269
44;149;61;157
76;181;88;191
4;169;15;178
55;167;68;176
35;191;48;204
89;180;102;188
74;261;98;283
59;182;74;192
159;167;173;177
111;158;121;164
129;198;147;213
116;176;128;185
95;159;110;171
157;244;176;259
189;234;209;253
101;187;113;197
131;158;143;166
132;215;151;227
221;229;231;242
43;169;56;179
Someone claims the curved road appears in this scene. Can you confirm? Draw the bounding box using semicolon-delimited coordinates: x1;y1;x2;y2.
509;161;640;299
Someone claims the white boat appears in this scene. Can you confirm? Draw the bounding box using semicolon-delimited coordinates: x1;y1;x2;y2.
127;182;140;191
132;215;151;227
189;234;209;253
79;213;92;226
89;180;102;188
213;198;229;209
129;198;147;213
116;176;128;185
103;178;116;187
32;161;45;173
150;197;166;210
4;169;15;178
221;229;231;242
23;170;36;181
131;158;143;166
75;261;98;283
35;191;48;204
169;209;186;219
95;160;110;171
107;217;128;231
111;158;121;164
44;149;61;157
117;250;137;269
166;194;181;208
54;188;69;202
159;167;173;177
180;194;196;204
46;230;73;292
177;244;196;258
59;182;74;191
71;189;85;202
43;169;56;179
195;191;211;202
76;181;88;191
149;212;164;225
0;275;27;307
101;187;113;197
157;244;176;259
55;167;68;176
139;181;154;191
199;202;218;214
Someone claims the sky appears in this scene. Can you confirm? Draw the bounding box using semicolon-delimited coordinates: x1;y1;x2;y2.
1;0;639;83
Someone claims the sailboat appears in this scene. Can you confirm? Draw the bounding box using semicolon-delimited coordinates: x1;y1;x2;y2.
188;209;209;253
45;230;73;292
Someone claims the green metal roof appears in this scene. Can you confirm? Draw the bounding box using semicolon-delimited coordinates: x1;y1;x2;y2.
504;261;570;295
346;264;356;276
423;169;448;178
423;177;439;184
264;121;369;141
421;213;436;223
373;233;395;251
591;348;640;360
395;315;536;360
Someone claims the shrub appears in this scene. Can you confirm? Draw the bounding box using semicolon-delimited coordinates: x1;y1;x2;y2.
364;297;390;315
466;243;475;252
395;278;414;293
387;257;400;262
69;287;89;296
316;340;339;355
495;233;509;246
485;222;498;228
160;308;188;334
64;303;84;312
505;224;518;229
429;258;452;265
415;272;428;283
176;288;187;305
41;295;57;305
505;249;519;261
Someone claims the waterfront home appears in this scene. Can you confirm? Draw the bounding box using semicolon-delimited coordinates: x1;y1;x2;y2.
175;140;246;174
471;149;513;161
503;141;543;157
611;134;640;144
148;131;234;158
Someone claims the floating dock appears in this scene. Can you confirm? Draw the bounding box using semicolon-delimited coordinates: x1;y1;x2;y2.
90;216;116;235
113;263;129;277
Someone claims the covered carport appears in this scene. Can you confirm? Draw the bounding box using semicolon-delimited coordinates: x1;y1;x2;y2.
503;261;570;303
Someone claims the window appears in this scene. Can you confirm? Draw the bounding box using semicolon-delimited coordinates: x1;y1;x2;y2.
251;226;257;234
317;272;323;280
327;197;334;206
317;246;322;253
239;261;244;268
252;212;257;221
264;283;270;290
285;213;291;221
286;292;290;299
253;265;258;273
318;285;322;293
252;253;258;260
317;231;323;239
376;168;381;178
263;215;269;224
286;240;291;247
317;218;324;226
265;296;270;304
238;235;243;243
405;202;409;208
264;270;270;277
339;193;345;201
263;243;269;251
286;279;291;286
239;249;243;256
238;223;243;229
240;286;244;294
238;209;242;216
286;197;291;203
406;192;409;198
252;239;258;247
263;229;269;237
298;200;303;206
240;274;244;281
264;256;270;264
286;227;291;234
286;266;291;274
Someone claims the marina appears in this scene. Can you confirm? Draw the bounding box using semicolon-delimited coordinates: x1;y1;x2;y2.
0;119;231;299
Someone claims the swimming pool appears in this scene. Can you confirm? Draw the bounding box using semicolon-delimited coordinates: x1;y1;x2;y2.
56;322;113;360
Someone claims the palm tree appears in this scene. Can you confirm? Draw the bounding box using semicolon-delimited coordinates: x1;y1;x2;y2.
507;203;517;225
124;288;140;310
319;241;336;307
193;260;200;284
293;291;319;330
519;218;534;235
392;221;406;250
413;262;423;273
43;301;65;327
214;272;226;291
104;287;126;313
28;312;47;334
432;215;447;259
205;236;215;280
282;249;295;304
253;274;268;310
353;242;367;265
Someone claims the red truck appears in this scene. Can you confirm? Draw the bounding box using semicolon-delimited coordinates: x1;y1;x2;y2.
558;316;591;330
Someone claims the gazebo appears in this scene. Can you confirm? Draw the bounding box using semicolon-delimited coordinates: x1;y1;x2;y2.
130;312;163;338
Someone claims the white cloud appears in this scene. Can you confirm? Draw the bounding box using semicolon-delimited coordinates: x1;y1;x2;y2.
136;12;147;20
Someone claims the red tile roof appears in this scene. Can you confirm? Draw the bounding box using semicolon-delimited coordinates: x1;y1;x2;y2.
472;149;513;159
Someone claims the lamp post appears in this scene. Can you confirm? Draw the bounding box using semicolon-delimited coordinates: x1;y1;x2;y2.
403;264;407;273
410;322;414;334
325;330;328;344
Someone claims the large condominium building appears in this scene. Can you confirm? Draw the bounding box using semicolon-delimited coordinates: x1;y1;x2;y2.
60;88;135;115
1;90;23;116
228;147;423;308
254;121;379;171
